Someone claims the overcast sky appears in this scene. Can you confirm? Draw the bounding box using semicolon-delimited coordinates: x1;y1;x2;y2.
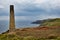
0;0;60;21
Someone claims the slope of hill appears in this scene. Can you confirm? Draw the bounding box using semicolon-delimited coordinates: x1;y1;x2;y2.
0;33;60;40
32;18;60;26
1;26;60;40
1;18;60;40
40;18;60;26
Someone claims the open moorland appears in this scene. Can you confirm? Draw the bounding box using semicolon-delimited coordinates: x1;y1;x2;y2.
1;18;60;40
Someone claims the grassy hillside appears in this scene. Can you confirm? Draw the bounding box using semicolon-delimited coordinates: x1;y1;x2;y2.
1;18;60;40
40;18;60;26
0;34;60;40
32;18;60;26
0;34;23;40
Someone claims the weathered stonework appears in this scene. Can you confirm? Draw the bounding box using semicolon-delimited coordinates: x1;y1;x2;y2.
9;5;15;32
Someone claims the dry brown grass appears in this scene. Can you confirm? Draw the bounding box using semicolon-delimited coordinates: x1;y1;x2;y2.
8;26;60;38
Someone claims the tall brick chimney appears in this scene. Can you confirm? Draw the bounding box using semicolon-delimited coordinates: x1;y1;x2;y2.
9;5;15;32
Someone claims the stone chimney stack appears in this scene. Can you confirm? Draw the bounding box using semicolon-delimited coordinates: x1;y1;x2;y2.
9;5;15;32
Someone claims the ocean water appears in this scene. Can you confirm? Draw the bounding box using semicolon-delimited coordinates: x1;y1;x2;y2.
0;20;39;33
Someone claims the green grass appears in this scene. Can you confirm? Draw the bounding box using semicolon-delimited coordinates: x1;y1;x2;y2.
0;34;60;40
40;18;60;26
0;34;23;40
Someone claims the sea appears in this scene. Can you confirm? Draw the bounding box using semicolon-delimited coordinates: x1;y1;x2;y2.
0;20;39;34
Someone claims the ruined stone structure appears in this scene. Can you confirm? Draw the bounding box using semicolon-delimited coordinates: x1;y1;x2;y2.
9;5;15;32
